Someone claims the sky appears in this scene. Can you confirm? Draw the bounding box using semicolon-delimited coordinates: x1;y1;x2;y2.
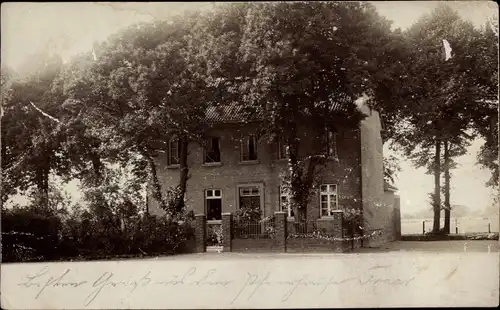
1;1;498;215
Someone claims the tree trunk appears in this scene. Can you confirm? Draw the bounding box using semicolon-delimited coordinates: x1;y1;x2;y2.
0;125;4;209
443;140;451;234
175;135;189;212
286;122;307;222
36;144;50;211
90;153;102;185
432;139;442;233
142;149;168;212
37;172;49;210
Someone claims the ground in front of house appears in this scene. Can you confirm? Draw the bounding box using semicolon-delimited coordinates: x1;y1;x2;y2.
3;244;498;309
349;240;500;253
142;240;499;261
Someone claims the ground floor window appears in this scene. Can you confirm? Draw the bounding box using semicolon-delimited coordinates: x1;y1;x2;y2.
205;189;222;220
320;184;338;217
238;185;262;217
279;185;294;218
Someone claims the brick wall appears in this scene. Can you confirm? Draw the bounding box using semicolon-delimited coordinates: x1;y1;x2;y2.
222;213;232;252
364;189;400;247
286;239;344;253
316;213;343;236
194;214;206;253
148;122;362;222
287;212;345;253
232;239;282;253
359;108;386;245
274;212;287;252
147;110;393;250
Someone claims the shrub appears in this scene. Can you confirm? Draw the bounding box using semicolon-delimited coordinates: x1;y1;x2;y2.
2;205;196;262
2;206;62;262
233;204;262;222
206;224;223;246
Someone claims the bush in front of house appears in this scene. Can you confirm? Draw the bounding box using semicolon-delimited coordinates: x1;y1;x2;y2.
1;206;63;262
206;223;223;246
1;206;196;263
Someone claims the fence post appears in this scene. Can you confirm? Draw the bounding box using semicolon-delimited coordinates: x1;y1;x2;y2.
394;195;401;240
275;212;287;252
422;221;425;234
332;211;344;250
222;213;232;252
194;214;206;253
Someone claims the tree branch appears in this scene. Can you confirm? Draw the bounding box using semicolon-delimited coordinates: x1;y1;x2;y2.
29;101;62;124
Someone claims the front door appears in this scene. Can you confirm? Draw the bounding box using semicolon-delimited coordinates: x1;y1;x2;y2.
205;189;222;250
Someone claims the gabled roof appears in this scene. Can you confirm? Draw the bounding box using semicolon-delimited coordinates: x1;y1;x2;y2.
205;98;361;125
205;77;366;124
205;76;370;124
205;102;263;124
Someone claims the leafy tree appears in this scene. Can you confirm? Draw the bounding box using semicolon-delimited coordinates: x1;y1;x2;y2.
1;52;67;209
383;154;402;186
61;11;236;216
471;17;499;188
389;4;492;233
81;164;145;230
223;2;406;218
52;52;105;187
232;2;405;221
1;68;14;208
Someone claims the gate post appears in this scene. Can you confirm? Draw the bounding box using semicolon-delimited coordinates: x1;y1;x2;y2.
275;212;287;252
194;214;206;253
222;213;233;252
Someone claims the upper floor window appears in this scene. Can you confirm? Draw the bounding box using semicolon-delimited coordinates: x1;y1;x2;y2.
277;136;287;160
168;136;180;165
241;134;257;161
279;185;294;218
204;137;221;163
320;184;338;217
325;130;337;158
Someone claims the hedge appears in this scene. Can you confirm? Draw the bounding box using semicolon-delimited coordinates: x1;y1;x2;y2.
1;208;195;263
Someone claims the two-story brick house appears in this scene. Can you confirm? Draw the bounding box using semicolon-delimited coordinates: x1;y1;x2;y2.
148;100;398;247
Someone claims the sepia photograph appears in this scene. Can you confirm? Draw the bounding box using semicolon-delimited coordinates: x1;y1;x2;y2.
1;1;498;309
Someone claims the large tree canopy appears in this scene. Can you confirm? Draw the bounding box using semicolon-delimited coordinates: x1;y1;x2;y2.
229;2;407;220
1;52;67;209
386;4;498;233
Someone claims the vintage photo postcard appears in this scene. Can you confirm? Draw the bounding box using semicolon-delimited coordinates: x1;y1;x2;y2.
1;1;498;309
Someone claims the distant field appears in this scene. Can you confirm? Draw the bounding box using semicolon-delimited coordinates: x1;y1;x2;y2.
401;217;499;235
